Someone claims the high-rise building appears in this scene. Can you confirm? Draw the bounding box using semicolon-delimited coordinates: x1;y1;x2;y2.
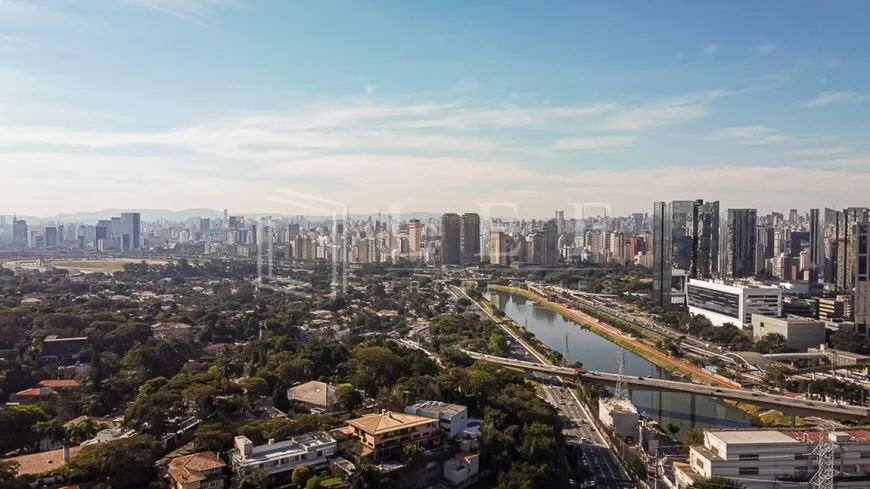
441;213;461;265
632;213;644;234
120;212;141;251
652;199;719;309
629;236;646;261
459;213;481;266
788;231;810;257
408;219;424;258
721;209;757;279
854;220;870;331
45;227;58;248
200;218;211;237
811;207;869;290
789;208;798;223
490;231;510;265
12;217;27;248
542;219;558;267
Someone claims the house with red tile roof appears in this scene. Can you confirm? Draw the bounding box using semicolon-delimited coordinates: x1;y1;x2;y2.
167;451;227;489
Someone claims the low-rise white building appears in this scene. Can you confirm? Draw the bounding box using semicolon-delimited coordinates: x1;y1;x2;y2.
231;432;336;477
443;452;480;486
82;428;136;446
751;314;826;351
686;279;782;327
404;401;468;438
598;398;639;444
674;428;870;489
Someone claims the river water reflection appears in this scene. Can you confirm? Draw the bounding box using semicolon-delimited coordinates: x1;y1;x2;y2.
485;290;753;434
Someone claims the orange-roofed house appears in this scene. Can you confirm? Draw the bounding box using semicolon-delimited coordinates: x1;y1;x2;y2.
0;446;81;486
167;451;227;489
345;410;440;461
39;379;82;390
9;387;56;404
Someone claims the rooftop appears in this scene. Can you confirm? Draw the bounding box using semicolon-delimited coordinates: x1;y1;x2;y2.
236;432;336;463
601;398;638;413
168;451;226;485
287;381;338;408
39;379;82;389
708;428;870;445
1;446;82;476
406;400;467;418
347;411;437;435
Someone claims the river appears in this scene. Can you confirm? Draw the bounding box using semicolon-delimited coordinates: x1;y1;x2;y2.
485;290;753;433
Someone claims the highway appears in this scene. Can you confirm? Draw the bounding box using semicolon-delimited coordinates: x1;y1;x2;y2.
463;350;870;421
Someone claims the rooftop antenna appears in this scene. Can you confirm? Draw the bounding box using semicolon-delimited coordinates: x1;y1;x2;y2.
614;346;629;401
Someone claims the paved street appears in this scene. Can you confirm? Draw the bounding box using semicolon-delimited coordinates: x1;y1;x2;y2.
541;384;607;446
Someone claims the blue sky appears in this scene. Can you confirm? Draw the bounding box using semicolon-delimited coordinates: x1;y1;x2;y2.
1;0;868;217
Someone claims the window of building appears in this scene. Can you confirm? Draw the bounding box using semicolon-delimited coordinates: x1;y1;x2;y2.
738;454;759;461
738;467;759;476
795;453;808;460
861;452;870;459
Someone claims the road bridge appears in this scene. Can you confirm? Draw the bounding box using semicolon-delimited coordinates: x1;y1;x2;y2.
463;350;870;421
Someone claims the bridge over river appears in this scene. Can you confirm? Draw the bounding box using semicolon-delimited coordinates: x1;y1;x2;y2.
463;350;870;421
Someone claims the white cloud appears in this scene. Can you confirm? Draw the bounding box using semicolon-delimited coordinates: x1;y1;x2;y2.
554;136;635;151
702;44;720;56
753;42;776;57
792;146;851;157
713;125;790;145
601;90;728;131
122;0;234;22
364;83;376;97
801;91;867;108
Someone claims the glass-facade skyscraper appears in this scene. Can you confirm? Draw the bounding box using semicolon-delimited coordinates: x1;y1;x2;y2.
652;199;719;309
721;208;757;279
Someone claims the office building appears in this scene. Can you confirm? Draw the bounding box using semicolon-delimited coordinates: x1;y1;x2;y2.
459;213;480;266
789;231;809;257
686;279;782;326
44;227;58;248
95;223;108;241
750;314;825;351
675;428;870;489
120;212;141;251
541;219;558;267
12;217;27;247
721;209;757;279
232;432;336;478
490;231;511;265
855;220;870;330
652;200;719;309
200;218;211;237
441;213;461;265
811;207;869;290
408;219;423;261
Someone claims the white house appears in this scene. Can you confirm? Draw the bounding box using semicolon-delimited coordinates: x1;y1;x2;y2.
231;432;336;477
404;401;468;438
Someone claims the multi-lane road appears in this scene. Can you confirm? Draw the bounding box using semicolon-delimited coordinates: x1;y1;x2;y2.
463;351;870;421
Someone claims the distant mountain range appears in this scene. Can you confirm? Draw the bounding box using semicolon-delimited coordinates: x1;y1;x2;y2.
2;209;445;224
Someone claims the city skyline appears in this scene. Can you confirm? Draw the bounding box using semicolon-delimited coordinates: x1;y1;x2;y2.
1;1;869;216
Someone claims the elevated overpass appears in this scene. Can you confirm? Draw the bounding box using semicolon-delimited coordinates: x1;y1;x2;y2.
463;350;870;421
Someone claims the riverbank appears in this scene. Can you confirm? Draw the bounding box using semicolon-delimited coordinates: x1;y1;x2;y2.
489;285;733;388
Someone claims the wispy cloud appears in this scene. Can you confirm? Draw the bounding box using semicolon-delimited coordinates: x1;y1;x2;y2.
364;83;376;97
601;90;731;131
792;146;851;157
702;44;720;56
122;0;235;23
554;136;635;151
753;42;776;57
713;125;790;145
801;91;868;108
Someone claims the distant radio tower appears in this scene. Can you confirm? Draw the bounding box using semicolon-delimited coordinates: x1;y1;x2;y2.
614;346;629;401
